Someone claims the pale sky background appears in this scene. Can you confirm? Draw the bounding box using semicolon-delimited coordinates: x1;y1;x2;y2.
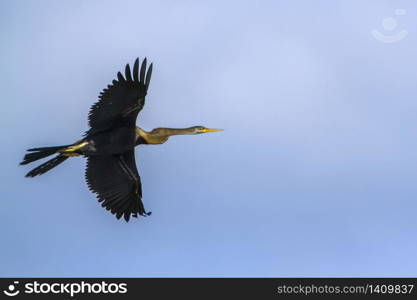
2;0;417;277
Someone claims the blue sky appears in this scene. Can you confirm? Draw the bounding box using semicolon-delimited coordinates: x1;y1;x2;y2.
2;0;417;276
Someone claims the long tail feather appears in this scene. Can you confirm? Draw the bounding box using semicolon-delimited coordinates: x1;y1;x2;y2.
20;150;58;165
21;143;75;176
25;155;69;177
27;145;73;152
20;144;73;165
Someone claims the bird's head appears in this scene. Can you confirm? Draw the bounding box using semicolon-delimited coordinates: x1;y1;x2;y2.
135;126;223;145
189;126;224;135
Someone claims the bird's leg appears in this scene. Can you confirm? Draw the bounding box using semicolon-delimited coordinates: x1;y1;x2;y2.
61;152;81;157
59;141;89;156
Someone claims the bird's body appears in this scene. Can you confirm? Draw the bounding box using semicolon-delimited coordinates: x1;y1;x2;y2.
21;58;222;221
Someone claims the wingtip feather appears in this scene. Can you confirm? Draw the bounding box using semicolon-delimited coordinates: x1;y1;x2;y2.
145;63;153;89
133;58;139;82
125;64;132;81
140;58;147;82
117;72;125;82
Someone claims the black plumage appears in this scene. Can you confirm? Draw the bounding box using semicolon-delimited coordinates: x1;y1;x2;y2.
85;151;149;222
81;58;153;221
87;58;152;134
21;58;153;221
21;57;222;222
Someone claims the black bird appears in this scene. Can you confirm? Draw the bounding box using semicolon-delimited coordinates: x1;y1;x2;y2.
20;58;222;221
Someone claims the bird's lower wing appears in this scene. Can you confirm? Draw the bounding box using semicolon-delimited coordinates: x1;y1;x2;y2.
85;151;150;221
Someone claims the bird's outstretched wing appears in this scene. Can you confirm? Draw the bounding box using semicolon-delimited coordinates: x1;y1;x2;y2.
85;150;151;221
87;58;153;133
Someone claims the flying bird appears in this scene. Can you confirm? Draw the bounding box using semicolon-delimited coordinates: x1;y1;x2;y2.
20;58;222;221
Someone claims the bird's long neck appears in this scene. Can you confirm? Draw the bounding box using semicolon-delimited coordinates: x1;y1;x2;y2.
136;127;195;145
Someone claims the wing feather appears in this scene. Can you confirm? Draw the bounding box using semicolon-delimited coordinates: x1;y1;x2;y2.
145;63;153;90
125;64;132;82
133;58;139;82
85;151;151;221
87;58;153;132
117;72;125;82
140;58;147;82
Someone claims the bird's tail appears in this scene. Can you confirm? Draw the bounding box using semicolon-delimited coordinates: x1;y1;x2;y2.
24;155;69;177
20;144;76;177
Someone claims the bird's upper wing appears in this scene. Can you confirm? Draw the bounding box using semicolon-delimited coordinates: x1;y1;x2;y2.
85;150;151;221
87;58;153;132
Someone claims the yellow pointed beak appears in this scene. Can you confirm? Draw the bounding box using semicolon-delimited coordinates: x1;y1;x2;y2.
200;128;224;133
